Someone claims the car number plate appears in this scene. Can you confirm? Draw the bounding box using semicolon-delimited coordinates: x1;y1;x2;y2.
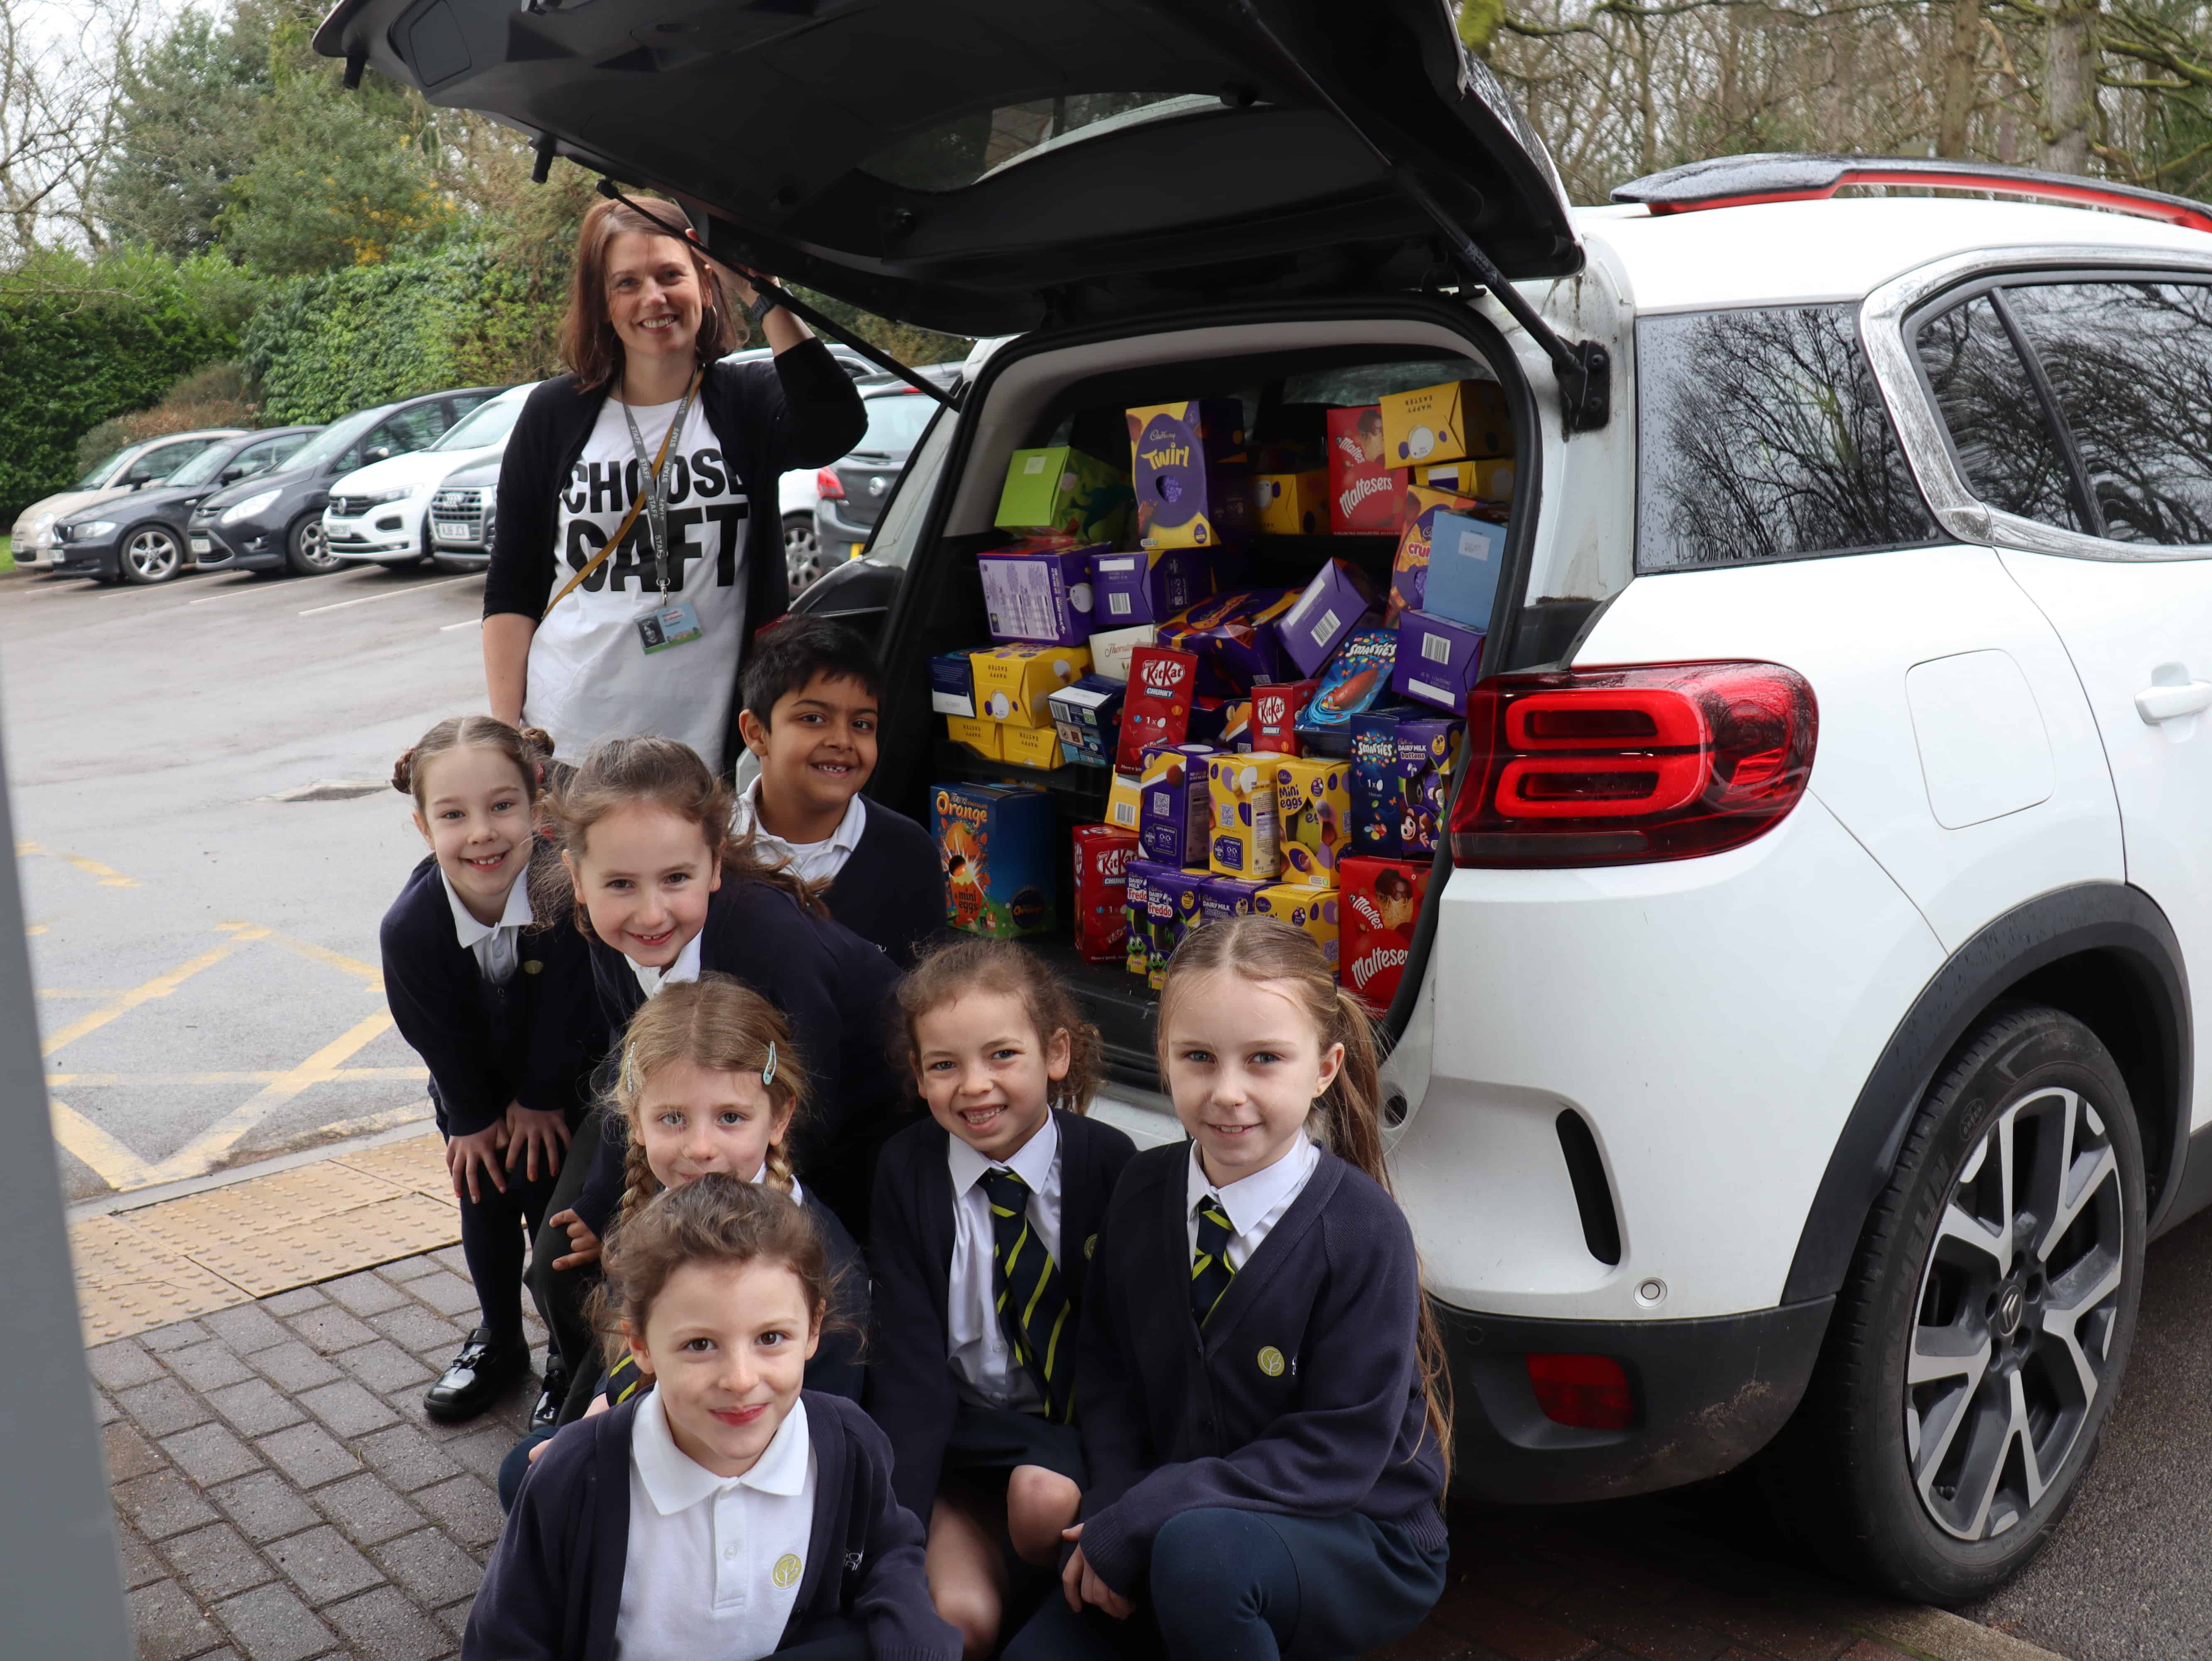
188;536;210;555
433;522;470;541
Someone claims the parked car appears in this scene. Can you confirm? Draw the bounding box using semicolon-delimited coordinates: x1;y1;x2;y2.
324;382;528;568
12;429;247;571
190;387;502;576
47;427;323;585
721;340;880;591
335;0;2212;1606
812;379;947;573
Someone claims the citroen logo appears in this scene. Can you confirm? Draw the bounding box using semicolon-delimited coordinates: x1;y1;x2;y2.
1992;1282;2026;1339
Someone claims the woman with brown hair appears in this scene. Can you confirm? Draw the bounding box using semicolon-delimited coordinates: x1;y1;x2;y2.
483;196;864;772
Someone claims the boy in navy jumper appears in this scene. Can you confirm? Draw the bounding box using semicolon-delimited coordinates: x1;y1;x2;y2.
735;615;942;968
1007;916;1452;1661
869;941;1137;1659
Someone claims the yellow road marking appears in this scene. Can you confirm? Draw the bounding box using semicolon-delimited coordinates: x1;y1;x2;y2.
61;854;139;887
49;1067;422;1087
39;989;128;999
39;928;269;1058
146;1009;399;1184
16;840;41;855
25;923;46;936
49;1100;153;1189
259;930;383;986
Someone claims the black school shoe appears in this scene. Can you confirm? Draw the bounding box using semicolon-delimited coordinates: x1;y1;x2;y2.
528;1360;570;1433
423;1327;529;1423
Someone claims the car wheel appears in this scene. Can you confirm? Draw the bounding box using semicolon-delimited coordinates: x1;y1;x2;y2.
784;513;825;593
117;524;183;586
1773;1002;2144;1602
286;514;338;575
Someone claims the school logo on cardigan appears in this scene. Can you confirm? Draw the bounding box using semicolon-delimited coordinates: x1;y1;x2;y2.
773;1553;803;1588
523;960;543;975
1257;1345;1286;1377
1084;1234;1098;1259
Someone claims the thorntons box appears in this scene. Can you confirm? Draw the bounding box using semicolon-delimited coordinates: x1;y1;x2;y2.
1253;884;1339;968
979;543;1100;646
1128;400;1251;548
1117;645;1201;772
1086;623;1155;684
995;446;1133;545
1392;612;1485;716
971;642;1091;727
1340;855;1433;1015
1326;406;1409;535
1379;379;1512;466
933;782;1055;939
1277;559;1381;679
1089;547;1212;628
1273;755;1351;889
1138;742;1217;869
1072;824;1139;965
1208;754;1282;880
1250;679;1318;754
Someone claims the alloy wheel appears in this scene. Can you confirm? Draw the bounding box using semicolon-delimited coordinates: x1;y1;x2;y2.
123;527;181;583
1905;1085;2126;1542
296;519;336;572
785;517;825;593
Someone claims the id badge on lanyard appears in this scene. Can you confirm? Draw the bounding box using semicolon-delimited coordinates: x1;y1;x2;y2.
623;382;705;656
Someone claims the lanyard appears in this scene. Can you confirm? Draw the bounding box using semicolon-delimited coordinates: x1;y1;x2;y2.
618;368;702;594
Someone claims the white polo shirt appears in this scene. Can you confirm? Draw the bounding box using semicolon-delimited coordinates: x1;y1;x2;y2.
945;1112;1062;1411
615;1390;817;1661
630;931;704;1000
731;777;867;887
441;868;533;986
1185;1136;1319;1273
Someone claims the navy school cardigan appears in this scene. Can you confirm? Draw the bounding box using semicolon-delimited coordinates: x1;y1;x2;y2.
379;851;601;1139
864;1109;1139;1523
467;1390;959;1661
1072;1142;1449;1597
821;800;945;970
569;879;907;1239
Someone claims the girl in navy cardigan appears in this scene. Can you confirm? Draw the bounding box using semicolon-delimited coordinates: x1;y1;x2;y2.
869;941;1136;1659
1008;915;1453;1661
380;717;599;1426
471;1175;957;1661
499;975;871;1508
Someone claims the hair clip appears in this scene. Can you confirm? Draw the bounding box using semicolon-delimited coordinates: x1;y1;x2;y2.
620;1049;641;1096
761;1041;777;1087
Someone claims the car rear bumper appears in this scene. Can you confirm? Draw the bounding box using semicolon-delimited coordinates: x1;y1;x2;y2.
1438;1297;1832;1502
815;502;877;549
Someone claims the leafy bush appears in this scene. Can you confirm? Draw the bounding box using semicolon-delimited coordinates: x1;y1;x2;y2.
74;363;259;473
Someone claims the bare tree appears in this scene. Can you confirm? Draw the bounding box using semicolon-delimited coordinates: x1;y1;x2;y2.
0;0;139;258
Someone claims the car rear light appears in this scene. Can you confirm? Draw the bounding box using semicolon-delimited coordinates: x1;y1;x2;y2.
1450;661;1816;867
1526;1353;1635;1430
815;467;845;499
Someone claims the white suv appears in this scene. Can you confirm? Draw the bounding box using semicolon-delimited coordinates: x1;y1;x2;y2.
333;0;2212;1604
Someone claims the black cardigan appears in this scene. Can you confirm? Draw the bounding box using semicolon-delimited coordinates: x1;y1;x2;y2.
379;852;600;1138
485;342;865;765
825;801;946;970
467;1391;959;1661
1071;1143;1449;1596
569;880;907;1240
864;1110;1138;1524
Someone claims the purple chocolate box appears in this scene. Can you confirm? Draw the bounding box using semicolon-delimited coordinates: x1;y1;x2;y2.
1137;741;1216;868
1089;548;1212;628
979;543;1103;645
1277;559;1381;678
1199;874;1267;924
1391;610;1485;715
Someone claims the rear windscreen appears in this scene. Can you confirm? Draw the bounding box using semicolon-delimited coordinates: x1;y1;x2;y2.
1635;303;1938;571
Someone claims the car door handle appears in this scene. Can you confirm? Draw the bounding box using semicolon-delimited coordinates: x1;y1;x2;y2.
2135;681;2212;723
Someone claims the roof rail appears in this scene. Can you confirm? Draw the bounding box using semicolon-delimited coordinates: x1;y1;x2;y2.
1612;153;2212;234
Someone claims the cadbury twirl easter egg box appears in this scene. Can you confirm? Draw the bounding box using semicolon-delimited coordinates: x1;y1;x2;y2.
1128;400;1251;549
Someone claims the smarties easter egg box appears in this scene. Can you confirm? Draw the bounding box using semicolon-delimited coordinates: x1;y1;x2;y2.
1294;628;1400;752
1127;400;1251;549
933;782;1056;940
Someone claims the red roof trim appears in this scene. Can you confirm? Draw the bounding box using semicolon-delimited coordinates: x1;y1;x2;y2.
1645;167;2212;235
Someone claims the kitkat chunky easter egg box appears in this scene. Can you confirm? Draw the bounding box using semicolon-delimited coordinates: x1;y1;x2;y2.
1071;825;1139;965
1116;645;1201;772
933;783;1056;939
1128;400;1251;549
1326;406;1410;535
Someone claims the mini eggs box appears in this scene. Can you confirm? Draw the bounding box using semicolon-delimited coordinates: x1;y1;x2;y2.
1253;883;1340;968
995;445;1133;546
933;782;1055;940
1207;754;1282;880
1379;379;1512;467
1128;399;1251;549
1272;754;1351;889
1294;627;1401;749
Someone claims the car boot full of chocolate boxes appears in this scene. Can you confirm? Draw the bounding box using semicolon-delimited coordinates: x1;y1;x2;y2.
931;381;1503;1005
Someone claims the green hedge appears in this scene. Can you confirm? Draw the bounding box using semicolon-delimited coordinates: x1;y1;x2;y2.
0;250;253;521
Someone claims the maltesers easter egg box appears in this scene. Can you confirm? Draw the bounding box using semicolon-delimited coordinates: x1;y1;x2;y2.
1340;855;1433;1015
1326;406;1409;535
1128;400;1251;549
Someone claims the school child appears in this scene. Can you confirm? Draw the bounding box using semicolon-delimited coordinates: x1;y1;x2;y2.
869;940;1138;1659
468;1175;959;1661
526;735;905;1394
497;975;870;1509
1006;914;1453;1661
380;716;600;1426
735;615;943;967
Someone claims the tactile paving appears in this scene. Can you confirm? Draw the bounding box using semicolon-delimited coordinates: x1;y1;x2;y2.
71;1214;250;1343
121;1161;404;1265
332;1133;454;1202
195;1193;460;1296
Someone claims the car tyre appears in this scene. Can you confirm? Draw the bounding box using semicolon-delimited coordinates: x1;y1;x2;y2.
117;524;184;586
1769;1001;2144;1602
285;513;338;576
784;512;825;593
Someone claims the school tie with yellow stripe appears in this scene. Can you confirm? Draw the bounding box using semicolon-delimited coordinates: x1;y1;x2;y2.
1191;1193;1237;1326
979;1166;1073;1422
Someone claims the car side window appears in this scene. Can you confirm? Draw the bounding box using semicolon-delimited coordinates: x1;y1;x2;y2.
865;401;954;571
1636;303;1938;570
232;439;285;478
1913;294;2088;534
373;406;445;459
2001;280;2212;546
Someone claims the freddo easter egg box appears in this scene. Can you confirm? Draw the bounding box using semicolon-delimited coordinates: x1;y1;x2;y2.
933;782;1056;939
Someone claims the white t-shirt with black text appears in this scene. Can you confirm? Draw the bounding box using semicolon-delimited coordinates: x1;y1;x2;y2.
526;394;749;765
